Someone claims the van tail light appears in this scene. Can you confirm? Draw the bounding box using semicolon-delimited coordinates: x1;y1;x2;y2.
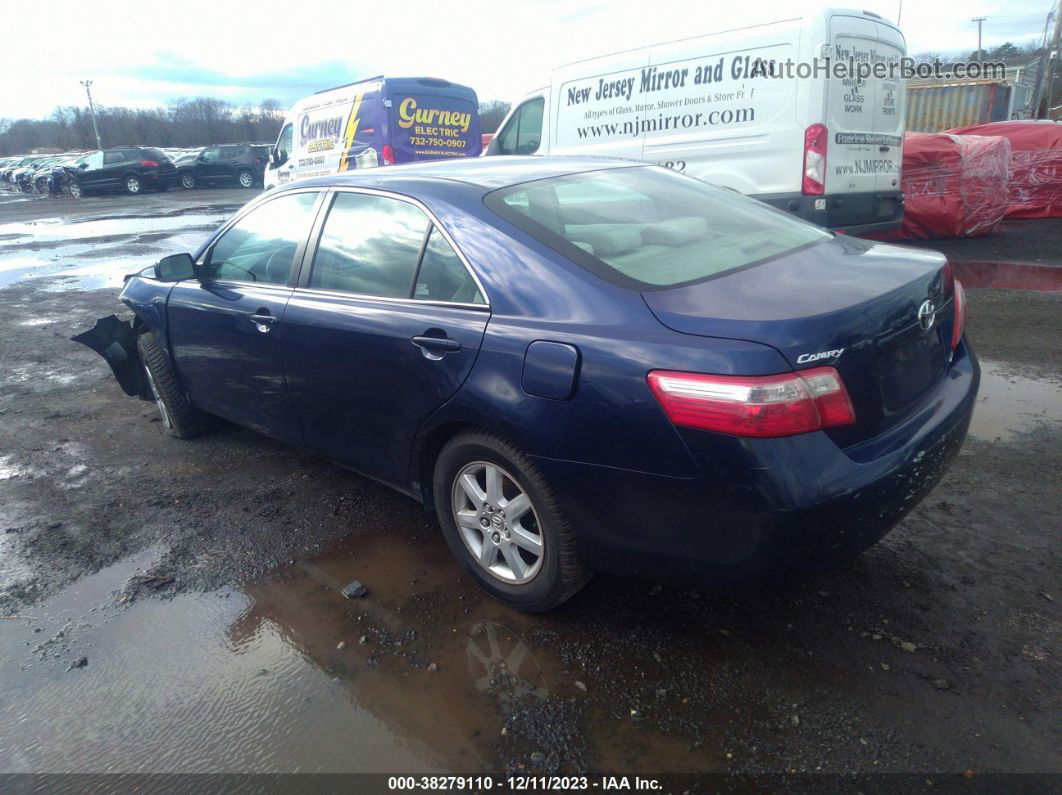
802;123;828;195
647;367;856;437
381;144;395;166
140;159;159;167
951;278;967;349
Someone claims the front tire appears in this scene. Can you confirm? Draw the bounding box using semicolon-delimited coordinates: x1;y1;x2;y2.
180;173;195;190
433;430;590;611
68;181;82;198
136;332;210;439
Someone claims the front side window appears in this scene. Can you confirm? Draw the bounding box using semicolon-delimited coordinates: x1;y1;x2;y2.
309;193;429;298
485;166;830;290
414;227;484;304
495;98;544;156
205;192;319;284
276;124;293;159
200;147;220;162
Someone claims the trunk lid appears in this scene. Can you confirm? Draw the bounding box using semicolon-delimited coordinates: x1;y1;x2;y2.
641;236;955;445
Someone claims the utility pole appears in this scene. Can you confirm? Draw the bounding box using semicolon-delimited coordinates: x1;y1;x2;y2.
971;17;987;62
896;0;903;27
80;80;103;151
1044;2;1062;119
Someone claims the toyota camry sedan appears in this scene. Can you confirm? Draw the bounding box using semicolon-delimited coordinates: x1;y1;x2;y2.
76;157;979;611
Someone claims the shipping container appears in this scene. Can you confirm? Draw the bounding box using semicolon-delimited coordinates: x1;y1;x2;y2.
906;80;1013;133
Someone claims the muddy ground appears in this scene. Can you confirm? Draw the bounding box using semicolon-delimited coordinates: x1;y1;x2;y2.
0;189;1059;781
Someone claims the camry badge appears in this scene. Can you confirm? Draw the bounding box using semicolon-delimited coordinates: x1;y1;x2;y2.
918;299;936;331
796;348;844;364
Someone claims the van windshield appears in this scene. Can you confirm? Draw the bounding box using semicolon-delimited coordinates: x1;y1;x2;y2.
484;166;830;290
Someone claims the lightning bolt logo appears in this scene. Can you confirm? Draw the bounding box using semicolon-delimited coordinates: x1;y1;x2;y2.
338;92;364;172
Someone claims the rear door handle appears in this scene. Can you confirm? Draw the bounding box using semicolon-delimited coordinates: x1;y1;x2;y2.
411;335;461;351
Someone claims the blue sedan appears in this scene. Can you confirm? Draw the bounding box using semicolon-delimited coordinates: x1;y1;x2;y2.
76;157;978;611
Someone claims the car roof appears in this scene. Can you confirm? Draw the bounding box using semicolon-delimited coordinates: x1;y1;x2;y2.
296;156;643;192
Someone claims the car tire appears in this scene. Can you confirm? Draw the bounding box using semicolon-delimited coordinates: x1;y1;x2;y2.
180;173;195;190
433;430;591;611
136;331;210;440
124;175;143;195
236;168;254;188
68;181;82;199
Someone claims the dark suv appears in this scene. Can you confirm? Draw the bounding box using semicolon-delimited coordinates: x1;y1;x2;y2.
67;147;177;197
177;144;269;190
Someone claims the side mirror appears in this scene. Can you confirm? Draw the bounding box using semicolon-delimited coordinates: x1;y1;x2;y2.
154;253;196;282
78;163;89;170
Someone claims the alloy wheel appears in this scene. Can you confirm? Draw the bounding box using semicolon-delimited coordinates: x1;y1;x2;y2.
142;362;173;429
452;461;544;584
238;170;253;188
181;174;195;189
126;177;141;194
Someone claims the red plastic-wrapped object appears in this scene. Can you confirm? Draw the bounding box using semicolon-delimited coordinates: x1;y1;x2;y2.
872;132;1010;240
944;121;1062;219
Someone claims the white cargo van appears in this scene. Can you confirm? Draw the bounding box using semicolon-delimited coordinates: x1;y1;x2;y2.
264;76;481;191
485;8;907;233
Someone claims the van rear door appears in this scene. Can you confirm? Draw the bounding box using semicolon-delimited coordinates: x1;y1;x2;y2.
825;14;905;207
386;78;481;163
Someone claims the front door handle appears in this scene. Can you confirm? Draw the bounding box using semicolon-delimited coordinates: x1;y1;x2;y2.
250;312;275;332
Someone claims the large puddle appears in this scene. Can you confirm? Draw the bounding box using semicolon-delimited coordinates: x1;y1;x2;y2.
968;359;1062;442
0;213;232;291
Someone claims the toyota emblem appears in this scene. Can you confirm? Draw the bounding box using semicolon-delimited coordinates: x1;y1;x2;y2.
917;299;936;331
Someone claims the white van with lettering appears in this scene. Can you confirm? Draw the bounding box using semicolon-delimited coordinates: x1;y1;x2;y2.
485;8;906;233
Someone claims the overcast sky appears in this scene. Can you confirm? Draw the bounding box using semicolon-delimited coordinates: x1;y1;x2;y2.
0;0;1054;119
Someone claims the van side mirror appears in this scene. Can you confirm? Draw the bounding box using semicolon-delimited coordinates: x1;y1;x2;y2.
271;149;288;167
155;253;196;282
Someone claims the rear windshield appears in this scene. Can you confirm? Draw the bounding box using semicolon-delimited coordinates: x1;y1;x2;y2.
484;166;829;290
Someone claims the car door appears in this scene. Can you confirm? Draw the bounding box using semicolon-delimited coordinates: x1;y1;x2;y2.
197;146;221;182
215;145;240;182
282;189;490;486
165;189;325;444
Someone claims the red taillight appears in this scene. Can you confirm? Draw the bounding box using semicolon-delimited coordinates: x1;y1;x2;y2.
647;367;856;438
254;156;263;165
951;279;967;349
802;123;828;195
381;144;395;166
140;159;158;167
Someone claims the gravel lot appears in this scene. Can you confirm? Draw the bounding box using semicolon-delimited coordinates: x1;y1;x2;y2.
0;188;1059;781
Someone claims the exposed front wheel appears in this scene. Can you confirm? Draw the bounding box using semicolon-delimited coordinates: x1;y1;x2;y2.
180;173;195;190
236;169;254;188
136;332;210;439
68;181;82;198
434;430;591;611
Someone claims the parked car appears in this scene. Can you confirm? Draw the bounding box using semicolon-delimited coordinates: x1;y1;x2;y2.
176;144;268;189
66;147;177;197
485;8;907;234
2;156;41;184
263;76;481;190
75;157;977;611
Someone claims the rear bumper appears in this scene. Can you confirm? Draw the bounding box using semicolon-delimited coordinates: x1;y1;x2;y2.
759;190;904;234
532;340;979;585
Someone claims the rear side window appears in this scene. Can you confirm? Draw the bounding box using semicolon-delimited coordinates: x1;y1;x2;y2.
309;192;429;298
485;166;829;290
414;227;484;304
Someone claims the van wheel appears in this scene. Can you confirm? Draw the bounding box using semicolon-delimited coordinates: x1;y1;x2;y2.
433;430;591;611
124;175;142;195
180;173;195;190
236;169;254;188
136;332;210;439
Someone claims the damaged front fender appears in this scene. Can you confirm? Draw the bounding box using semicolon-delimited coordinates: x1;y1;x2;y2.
72;315;149;399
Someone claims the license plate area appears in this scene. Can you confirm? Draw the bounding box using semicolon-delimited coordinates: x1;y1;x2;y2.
879;330;947;414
